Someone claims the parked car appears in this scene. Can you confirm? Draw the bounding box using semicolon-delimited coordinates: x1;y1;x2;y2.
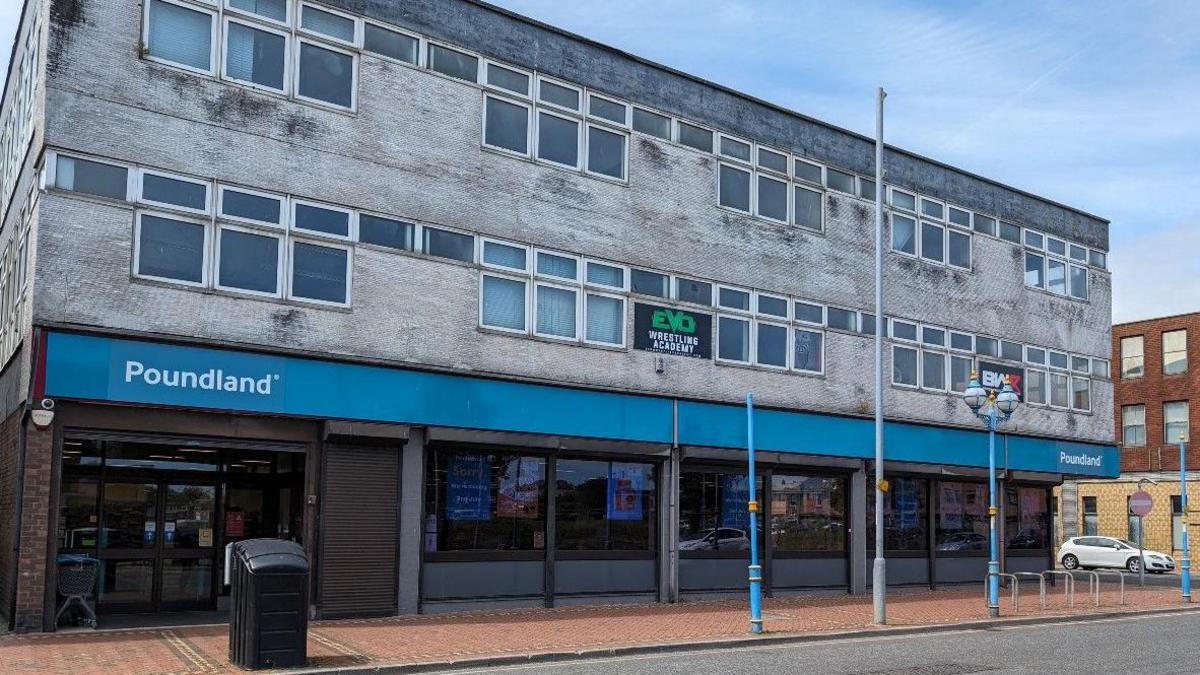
1058;536;1175;573
936;532;987;551
680;528;750;551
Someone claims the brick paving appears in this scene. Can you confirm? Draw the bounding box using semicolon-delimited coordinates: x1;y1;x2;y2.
0;586;1192;674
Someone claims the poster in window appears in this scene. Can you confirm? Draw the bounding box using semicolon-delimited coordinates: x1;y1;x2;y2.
496;457;540;518
447;453;492;521
225;511;245;537
940;484;962;529
896;480;919;529
720;474;749;529
607;462;645;521
978;360;1024;401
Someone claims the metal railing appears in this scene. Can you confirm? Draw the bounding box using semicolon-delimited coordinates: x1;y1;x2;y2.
1041;570;1075;608
985;572;1020;613
1085;570;1126;607
1012;572;1045;610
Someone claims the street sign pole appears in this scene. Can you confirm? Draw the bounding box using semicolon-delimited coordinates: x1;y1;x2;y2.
1138;515;1145;587
1129;488;1154;587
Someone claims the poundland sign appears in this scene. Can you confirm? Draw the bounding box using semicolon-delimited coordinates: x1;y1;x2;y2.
633;303;712;359
124;360;280;395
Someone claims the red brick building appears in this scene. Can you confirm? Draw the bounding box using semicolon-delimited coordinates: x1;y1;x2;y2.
1114;312;1200;471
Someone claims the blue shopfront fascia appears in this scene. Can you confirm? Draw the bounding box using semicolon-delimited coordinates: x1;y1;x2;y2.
41;331;1118;477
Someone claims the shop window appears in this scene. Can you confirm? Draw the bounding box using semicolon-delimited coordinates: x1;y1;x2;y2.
1082;496;1098;536
58;477;99;550
866;477;928;552
555;459;657;551
679;470;763;552
935;481;987;552
770;474;845;552
425;451;546;552
1005;486;1048;550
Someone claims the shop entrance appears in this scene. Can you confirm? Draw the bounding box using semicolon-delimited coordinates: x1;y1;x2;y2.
57;435;305;620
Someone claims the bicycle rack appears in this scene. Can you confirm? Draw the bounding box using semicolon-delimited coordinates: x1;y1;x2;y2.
1087;570;1126;607
1012;572;1046;609
985;572;1020;612
1041;570;1075;608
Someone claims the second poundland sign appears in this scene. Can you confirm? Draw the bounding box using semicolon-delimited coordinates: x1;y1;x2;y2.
633;303;712;359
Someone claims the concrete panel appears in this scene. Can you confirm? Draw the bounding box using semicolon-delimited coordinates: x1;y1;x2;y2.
421;561;543;600
772;558;848;589
935;556;989;584
867;557;929;586
680;558;747;591
554;559;656;595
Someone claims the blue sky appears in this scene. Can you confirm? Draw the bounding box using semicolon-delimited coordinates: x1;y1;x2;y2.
2;1;1197;322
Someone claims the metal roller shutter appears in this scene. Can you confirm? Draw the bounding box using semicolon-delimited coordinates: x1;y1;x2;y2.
319;444;399;618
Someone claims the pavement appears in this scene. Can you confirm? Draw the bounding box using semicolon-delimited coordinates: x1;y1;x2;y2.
0;583;1195;675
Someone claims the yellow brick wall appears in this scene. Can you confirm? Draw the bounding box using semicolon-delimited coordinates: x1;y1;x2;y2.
1059;480;1200;560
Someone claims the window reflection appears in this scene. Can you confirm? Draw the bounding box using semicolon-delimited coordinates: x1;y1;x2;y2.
425;451;547;551
866;477;928;552
935;481;988;552
555;459;656;551
679;470;763;552
770;474;845;552
1006;486;1049;550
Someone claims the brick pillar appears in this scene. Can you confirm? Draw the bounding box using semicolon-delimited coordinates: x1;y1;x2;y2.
14;417;54;632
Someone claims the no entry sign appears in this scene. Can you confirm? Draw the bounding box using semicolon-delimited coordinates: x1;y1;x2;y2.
1129;490;1153;517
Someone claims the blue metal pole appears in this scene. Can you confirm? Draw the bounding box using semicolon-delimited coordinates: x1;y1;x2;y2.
1181;438;1191;603
747;393;763;633
987;407;1000;617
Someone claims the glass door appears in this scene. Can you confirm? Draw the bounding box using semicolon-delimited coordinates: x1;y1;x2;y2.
159;483;217;610
97;481;159;612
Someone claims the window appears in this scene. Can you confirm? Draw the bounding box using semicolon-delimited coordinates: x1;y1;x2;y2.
757;174;787;222
757;147;788;174
1006;487;1048;550
134;212;207;285
357;214;413;250
718;316;750;363
1122;405;1146;447
892;345;918;387
826;307;856;332
757;294;788;318
292;200;350;238
219;186;283;226
973;214;997;237
948;206;971;228
363;23;417;64
1082;496;1098;536
950;355;973;392
1071;355;1090;374
1026;346;1046;365
588;95;627;125
889;188;916;211
890;214;916;255
825;168;854;194
890;320;917;342
1121;336;1144;379
1089;250;1107;269
999;221;1021;243
1025;369;1046;404
1069;244;1088;263
484;96;530;155
794;160;822;185
679;470;762;552
299;4;356;44
538;79;580;110
630;269;668;297
289;240;348;304
223;19;287;92
146;0;215;74
535;283;577;339
794;301;823;325
1000;340;1023;362
1046;237;1066;256
936;481;987;552
1165;401;1190;444
139;170;209;212
793;185;822;231
950;331;973;352
585;261;625;289
296;40;356;109
428;43;477;82
1069;264;1088;300
423;227;474;262
217;226;280;295
1049;351;1069;370
921;326;946;347
1164;330;1188;375
770;474;846;552
920;197;944;220
718;287;750;311
675;278;712;305
537;111;580;168
920;222;945;263
1049;372;1069;408
54;155;129;200
1046;258;1066;294
858;178;876;199
756;322;787;368
975;336;998;358
1071;377;1091;411
794;328;823;373
859;313;877;336
631;108;670;140
481;274;527;332
485;62;529;95
719;136;751;162
922;350;946;390
586;125;626;179
947;229;971;269
227;0;288;23
676;122;712;152
425;451;546;551
1024;252;1045;288
556;459;656;551
866;477;928;552
1092;359;1110;378
584;292;624;345
718;164;751;212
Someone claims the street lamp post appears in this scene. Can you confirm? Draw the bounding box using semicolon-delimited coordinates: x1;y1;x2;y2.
962;371;1020;618
1180;433;1191;603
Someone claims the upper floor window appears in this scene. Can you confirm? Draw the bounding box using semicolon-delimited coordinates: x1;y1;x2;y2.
1164;401;1190;444
1122;404;1146;447
145;0;217;75
1164;329;1188;375
1121;336;1144;379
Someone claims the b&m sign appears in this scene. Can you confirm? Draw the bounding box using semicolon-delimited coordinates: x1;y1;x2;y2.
978;361;1024;401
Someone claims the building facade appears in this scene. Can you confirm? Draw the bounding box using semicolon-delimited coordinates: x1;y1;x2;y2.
0;0;1116;632
1058;312;1199;559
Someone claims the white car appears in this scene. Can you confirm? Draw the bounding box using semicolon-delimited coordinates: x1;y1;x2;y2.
1058;536;1176;573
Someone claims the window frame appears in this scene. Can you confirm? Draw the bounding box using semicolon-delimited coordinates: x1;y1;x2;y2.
297;1;362;48
290;197;355;241
217;184;286;229
361;20;422;67
132;209;211;289
479;237;530;273
220;15;291;95
478;271;530;335
583;122;629;182
891;344;919;389
286;236;353;307
532;279;581;342
213;221;285;299
143;0;220;77
582;288;626;348
292;35;360;111
481;93;533;158
535;75;583;113
534;106;583;170
136;168;212;215
715;313;753;365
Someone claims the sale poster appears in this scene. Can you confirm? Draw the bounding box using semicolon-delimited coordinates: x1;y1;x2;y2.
607;463;645;521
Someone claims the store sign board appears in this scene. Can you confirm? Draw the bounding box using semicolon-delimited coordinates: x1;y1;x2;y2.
632;303;712;359
977;360;1024;401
